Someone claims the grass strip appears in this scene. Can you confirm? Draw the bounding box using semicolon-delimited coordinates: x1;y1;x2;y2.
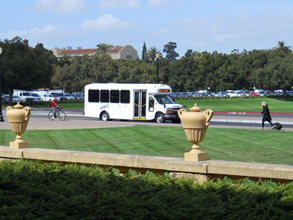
8;97;293;113
1;126;292;165
176;97;293;113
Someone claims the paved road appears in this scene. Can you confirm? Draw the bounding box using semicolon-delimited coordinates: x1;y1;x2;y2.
1;109;292;131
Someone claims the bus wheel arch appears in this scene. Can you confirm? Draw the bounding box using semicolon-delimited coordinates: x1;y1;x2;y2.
155;112;165;123
100;111;110;121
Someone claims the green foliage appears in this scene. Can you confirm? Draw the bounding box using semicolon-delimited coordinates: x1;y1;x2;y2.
51;43;292;93
0;37;57;102
163;41;179;62
0;160;292;219
1;37;293;95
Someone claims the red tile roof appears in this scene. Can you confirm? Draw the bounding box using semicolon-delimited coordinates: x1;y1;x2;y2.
112;47;122;53
59;49;96;55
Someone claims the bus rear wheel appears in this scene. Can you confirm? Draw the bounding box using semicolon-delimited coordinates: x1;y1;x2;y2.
155;113;165;123
101;112;110;121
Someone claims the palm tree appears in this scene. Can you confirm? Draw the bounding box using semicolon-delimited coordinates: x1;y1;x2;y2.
96;43;112;55
193;51;202;61
274;41;292;53
147;47;161;66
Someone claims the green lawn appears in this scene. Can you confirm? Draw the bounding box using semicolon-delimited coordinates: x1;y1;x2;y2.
176;97;293;113
1;126;292;165
11;97;293;113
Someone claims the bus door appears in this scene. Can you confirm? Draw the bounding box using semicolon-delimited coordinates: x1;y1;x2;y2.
134;90;147;120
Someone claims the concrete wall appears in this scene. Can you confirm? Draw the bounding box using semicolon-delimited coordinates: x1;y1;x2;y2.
0;146;292;184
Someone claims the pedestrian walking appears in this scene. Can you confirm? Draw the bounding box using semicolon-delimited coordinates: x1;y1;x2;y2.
261;101;273;129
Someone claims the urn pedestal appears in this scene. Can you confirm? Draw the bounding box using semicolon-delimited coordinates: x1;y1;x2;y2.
6;103;31;149
178;104;213;162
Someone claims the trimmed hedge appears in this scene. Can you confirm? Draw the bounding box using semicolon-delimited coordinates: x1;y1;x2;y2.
0;160;292;220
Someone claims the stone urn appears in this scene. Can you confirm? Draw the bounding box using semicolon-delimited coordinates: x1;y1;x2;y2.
6;102;31;149
178;104;213;161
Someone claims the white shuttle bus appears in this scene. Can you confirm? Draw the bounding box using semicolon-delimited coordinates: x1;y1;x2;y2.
84;83;184;123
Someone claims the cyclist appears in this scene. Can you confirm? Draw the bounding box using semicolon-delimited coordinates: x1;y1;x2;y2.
51;96;59;118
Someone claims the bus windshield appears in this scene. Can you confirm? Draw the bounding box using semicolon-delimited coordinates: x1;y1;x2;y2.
154;95;174;104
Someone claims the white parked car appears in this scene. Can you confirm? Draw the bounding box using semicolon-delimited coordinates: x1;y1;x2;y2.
31;93;43;102
13;95;23;103
226;90;238;97
40;94;58;101
1;94;9;102
64;93;75;100
13;92;35;102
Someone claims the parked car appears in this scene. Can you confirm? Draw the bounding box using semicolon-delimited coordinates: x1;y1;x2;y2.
50;93;66;101
72;93;84;100
1;94;9;102
64;93;75;100
13;95;23;103
226;90;238;97
40;94;57;102
31;93;43;102
251;92;259;97
274;90;283;96
13;91;35;102
215;91;228;97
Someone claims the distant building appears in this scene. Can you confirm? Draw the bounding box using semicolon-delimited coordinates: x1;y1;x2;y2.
51;45;138;61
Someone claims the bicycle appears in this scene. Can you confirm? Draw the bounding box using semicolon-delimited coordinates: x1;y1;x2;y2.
48;107;66;121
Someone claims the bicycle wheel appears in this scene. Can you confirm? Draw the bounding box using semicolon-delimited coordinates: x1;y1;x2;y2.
58;111;66;121
48;111;55;121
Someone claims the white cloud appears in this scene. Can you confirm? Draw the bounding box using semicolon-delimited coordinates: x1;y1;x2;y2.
81;14;133;31
1;25;60;39
98;0;140;9
147;0;170;7
166;12;293;53
34;0;88;14
0;25;73;48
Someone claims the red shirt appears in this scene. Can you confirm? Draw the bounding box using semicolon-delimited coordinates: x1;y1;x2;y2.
51;99;58;107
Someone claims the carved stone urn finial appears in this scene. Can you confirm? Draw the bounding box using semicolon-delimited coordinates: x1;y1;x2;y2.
178;103;213;161
6;102;31;149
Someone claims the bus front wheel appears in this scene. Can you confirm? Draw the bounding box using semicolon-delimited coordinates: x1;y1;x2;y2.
101;112;110;121
155;113;165;123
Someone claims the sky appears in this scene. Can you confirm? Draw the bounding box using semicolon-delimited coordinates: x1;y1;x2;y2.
1;0;293;58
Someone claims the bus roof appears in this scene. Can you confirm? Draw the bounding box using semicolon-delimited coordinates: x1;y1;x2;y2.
85;83;172;93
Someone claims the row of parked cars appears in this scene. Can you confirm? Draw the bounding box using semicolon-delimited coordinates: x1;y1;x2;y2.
171;89;293;98
2;91;84;103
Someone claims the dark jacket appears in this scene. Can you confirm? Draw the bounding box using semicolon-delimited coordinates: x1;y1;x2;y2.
261;104;272;121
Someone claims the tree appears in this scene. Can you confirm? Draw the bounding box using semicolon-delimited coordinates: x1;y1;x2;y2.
146;47;161;66
254;50;293;94
0;37;57;104
184;49;193;58
142;42;147;60
163;41;179;62
33;43;57;89
274;41;292;54
96;43;112;55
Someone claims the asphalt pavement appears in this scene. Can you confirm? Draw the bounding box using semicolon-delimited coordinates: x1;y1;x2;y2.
1;109;292;131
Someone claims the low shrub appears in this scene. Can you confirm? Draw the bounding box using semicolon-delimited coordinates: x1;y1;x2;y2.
0;160;292;219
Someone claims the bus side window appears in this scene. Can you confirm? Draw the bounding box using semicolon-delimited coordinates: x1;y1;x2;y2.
149;96;154;112
121;90;130;103
88;90;99;102
101;90;109;103
110;90;119;103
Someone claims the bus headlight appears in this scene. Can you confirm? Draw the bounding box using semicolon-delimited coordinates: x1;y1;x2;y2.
166;108;174;114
